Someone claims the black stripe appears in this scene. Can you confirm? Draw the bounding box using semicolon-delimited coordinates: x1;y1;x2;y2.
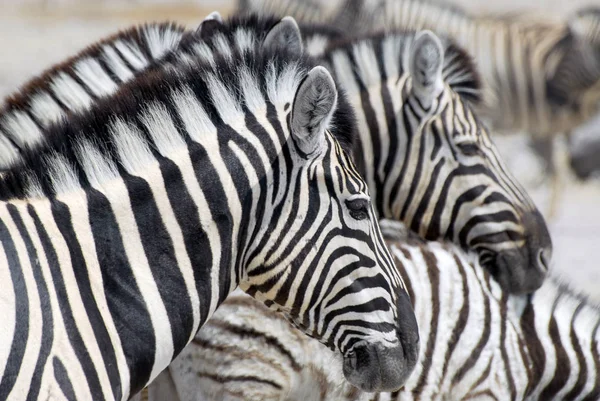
563;304;587;399
399;115;428;221
434;184;486;240
452;284;492;385
86;187;155;395
581;319;600;400
196;319;301;372
499;293;516;399
412;249;441;393
410;158;444;234
520;302;545;396
53;357;77;401
0;217;29;398
28;204;105;398
46;201;122;400
6;206;53;401
196;372;283;390
539;312;571;399
439;254;470;380
121;171;192;392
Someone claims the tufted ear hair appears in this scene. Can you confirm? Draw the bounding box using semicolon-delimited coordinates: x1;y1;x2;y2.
262;16;304;56
198;11;224;39
291;66;338;157
409;30;445;109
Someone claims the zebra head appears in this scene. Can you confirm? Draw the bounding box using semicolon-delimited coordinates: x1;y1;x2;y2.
401;31;552;294
236;63;419;392
324;30;552;295
192;16;419;392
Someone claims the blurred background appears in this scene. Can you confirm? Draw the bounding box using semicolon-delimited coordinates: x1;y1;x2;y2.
1;0;600;299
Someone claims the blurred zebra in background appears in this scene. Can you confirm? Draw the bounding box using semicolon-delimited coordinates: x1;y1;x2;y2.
0;14;420;399
143;219;600;401
0;19;552;295
239;0;600;213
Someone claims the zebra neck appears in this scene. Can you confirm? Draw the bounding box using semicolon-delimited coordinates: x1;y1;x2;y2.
0;145;266;399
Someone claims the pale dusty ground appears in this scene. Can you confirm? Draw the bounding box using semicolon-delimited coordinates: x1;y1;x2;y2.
0;0;599;300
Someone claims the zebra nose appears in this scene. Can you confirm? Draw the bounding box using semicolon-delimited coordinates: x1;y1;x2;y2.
342;291;419;392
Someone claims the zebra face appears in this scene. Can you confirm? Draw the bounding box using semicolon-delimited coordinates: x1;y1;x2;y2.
241;66;419;392
418;95;553;295
389;31;552;295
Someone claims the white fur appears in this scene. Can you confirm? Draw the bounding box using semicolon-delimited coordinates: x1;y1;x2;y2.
29;92;65;127
1;110;43;147
44;152;82;194
144;25;182;59
0;130;21;169
114;40;148;71
50;72;93;112
211;33;233;61
0;241;15;383
140;103;186;157
73;57;119;97
110;118;157;175
101;45;135;82
234;28;256;54
74;138;120;190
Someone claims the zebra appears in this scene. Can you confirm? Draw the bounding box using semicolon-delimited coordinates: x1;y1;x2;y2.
0;14;420;400
142;218;600;401
317;30;552;295
0;20;552;295
238;0;600;212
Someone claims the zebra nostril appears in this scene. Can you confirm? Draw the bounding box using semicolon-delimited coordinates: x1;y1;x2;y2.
537;248;551;272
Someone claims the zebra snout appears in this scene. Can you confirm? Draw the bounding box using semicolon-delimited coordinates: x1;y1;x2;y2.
492;209;552;294
342;291;419;392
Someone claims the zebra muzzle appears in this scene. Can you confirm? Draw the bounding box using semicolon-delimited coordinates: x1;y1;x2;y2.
342;291;420;392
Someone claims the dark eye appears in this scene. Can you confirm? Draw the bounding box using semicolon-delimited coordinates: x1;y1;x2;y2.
345;197;370;220
457;142;481;156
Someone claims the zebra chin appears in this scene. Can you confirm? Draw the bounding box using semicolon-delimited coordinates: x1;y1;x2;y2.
342;291;419;392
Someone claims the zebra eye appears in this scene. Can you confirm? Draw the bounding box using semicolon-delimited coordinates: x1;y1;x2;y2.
345;197;370;220
456;142;481;156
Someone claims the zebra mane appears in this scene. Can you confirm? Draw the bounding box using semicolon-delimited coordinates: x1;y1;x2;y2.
0;15;356;201
323;31;482;104
0;22;186;116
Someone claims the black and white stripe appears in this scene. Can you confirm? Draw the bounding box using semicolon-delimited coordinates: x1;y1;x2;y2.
145;219;600;401
0;15;419;400
317;30;552;295
0;22;186;169
0;20;552;295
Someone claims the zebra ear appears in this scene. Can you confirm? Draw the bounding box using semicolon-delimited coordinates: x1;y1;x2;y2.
291;66;338;157
198;11;223;39
409;30;445;108
262;16;304;56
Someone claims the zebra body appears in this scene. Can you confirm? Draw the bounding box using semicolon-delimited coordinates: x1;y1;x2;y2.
240;0;600;139
0;21;552;295
0;15;419;400
146;220;600;401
